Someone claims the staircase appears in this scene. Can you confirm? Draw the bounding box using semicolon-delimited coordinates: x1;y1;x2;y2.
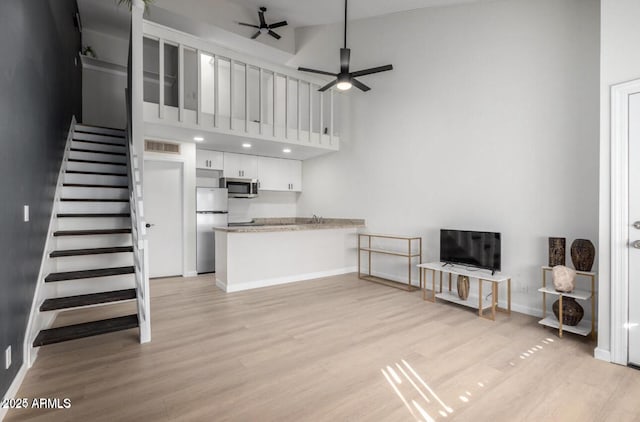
32;124;146;347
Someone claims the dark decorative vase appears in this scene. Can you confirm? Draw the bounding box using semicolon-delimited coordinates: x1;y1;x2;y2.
548;237;566;267
457;275;470;300
552;297;584;326
570;239;595;271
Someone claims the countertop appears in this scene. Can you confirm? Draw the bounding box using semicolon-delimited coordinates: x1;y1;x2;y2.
214;217;365;233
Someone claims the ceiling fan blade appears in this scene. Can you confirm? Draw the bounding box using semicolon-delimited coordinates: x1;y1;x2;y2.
351;78;371;92
251;31;261;39
269;21;288;29
258;10;266;26
350;64;393;78
318;79;338;92
268;30;281;40
340;48;350;73
298;67;338;77
238;22;259;28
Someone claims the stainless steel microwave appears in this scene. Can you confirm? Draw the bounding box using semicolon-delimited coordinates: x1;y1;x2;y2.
219;178;259;198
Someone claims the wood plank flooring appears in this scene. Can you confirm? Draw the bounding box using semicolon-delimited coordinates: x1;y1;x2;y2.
6;274;640;421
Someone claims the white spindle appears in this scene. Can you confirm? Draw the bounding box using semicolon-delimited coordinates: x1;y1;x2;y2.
230;59;234;131
214;55;219;128
178;44;184;122
285;75;289;139
259;68;263;135
320;91;324;144
159;39;165;119
297;79;301;141
273;73;277;137
196;49;202;125
245;63;249;133
309;83;313;142
330;89;334;145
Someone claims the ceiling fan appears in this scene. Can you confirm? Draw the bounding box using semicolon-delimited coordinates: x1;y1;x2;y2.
298;0;393;92
238;6;288;40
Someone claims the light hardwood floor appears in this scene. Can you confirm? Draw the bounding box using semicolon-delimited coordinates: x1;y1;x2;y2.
6;274;640;421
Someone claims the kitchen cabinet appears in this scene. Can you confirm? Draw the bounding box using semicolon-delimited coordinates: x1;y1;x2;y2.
257;157;302;192
196;150;224;170
223;152;258;179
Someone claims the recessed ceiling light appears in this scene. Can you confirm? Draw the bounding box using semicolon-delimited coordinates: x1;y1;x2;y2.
194;136;204;142
283;148;291;153
242;143;252;148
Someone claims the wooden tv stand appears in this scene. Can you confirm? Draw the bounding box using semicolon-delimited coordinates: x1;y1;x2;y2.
417;262;511;321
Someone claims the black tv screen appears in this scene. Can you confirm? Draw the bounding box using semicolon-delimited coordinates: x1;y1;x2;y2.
440;229;501;272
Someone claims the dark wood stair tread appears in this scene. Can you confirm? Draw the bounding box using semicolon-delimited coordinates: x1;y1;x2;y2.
63;184;128;189
33;314;139;347
68;159;126;166
72;139;126;148
70;148;126;156
54;228;132;236
40;289;137;312
61;198;129;202
65;170;127;177
50;246;133;257
45;266;135;282
57;213;130;218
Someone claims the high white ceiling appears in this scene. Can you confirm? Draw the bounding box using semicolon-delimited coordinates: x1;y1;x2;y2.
231;0;491;27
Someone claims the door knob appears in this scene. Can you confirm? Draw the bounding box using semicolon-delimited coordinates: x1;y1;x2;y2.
632;240;640;249
145;223;154;228
634;221;640;230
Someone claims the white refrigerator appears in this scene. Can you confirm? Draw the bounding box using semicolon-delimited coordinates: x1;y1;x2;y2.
196;187;228;273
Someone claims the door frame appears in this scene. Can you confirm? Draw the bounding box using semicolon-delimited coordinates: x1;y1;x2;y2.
144;156;186;278
610;78;640;365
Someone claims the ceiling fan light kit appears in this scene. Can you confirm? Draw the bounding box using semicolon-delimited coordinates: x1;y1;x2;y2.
238;6;288;40
298;0;393;92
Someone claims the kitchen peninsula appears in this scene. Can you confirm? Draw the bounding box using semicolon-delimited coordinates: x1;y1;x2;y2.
214;218;365;292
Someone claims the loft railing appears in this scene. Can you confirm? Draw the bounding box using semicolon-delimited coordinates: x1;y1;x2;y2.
127;5;151;344
141;21;339;148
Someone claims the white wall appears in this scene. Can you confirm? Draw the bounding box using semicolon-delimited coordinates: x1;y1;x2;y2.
597;0;640;360
82;29;129;128
228;191;298;223
293;0;600;317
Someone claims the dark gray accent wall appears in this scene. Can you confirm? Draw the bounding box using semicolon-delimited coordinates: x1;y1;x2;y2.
0;0;81;397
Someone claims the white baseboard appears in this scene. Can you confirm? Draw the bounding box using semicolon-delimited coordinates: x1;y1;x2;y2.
222;267;357;293
183;271;198;278
594;347;612;362
0;363;28;421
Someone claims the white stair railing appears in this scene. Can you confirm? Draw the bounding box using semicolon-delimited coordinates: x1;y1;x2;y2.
127;0;150;343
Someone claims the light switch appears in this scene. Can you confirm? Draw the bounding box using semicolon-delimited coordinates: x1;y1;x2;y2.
5;345;11;369
24;205;29;222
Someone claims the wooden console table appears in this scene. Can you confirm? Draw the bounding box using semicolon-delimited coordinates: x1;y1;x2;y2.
358;233;422;291
417;262;511;321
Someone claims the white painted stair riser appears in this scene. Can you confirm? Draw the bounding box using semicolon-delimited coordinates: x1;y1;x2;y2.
53;274;136;298
61;186;128;200
56;216;131;231
66;161;126;174
75;124;125;137
53;253;134;273
70;140;126;154
64;173;128;186
69;150;127;164
73;132;126;145
55;234;133;250
58;201;129;214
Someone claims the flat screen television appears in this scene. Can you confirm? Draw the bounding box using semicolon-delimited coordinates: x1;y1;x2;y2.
440;229;501;273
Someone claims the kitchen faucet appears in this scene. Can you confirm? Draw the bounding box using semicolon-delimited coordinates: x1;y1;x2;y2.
312;214;324;224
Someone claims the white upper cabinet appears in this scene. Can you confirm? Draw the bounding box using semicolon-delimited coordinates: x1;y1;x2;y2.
223;152;258;179
196;150;224;170
257;157;302;192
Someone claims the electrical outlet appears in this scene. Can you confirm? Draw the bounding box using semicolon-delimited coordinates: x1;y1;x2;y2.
23;205;29;222
5;345;11;369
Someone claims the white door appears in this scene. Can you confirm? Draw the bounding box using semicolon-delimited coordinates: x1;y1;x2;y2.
144;160;183;278
629;93;640;366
